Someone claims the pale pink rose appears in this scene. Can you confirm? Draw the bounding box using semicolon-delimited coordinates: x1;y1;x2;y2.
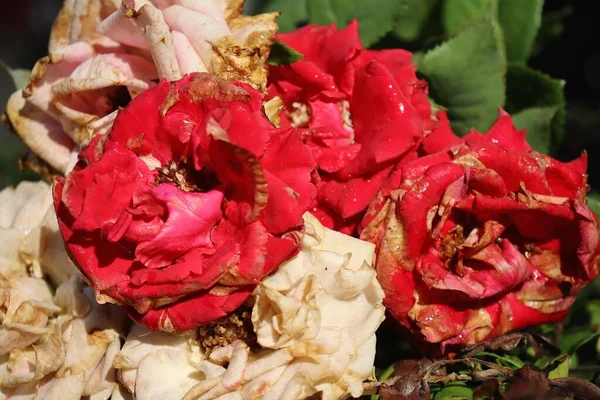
5;0;278;175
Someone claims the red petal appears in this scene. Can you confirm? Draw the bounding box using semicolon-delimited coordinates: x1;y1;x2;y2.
485;109;531;152
338;59;424;178
133;288;253;332
260;129;317;233
420;111;461;155
134;184;223;269
319;165;393;219
398;163;465;258
64;148;153;233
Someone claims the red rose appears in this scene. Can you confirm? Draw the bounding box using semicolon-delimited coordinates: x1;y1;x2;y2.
360;110;600;351
267;21;451;234
54;73;317;332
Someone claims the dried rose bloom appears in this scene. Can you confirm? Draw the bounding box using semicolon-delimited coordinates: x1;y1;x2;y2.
1;181;52;278
0;182;126;399
112;213;385;400
1;276;126;399
361;110;600;352
0;181;76;286
0;275;60;357
54;73;317;332
5;0;278;175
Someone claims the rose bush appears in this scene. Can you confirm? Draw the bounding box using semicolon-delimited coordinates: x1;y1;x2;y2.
6;0;278;175
54;73;317;332
267;21;451;234
360;110;600;351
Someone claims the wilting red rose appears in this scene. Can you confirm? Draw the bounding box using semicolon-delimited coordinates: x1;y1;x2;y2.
361;110;600;352
54;73;317;332
267;21;450;234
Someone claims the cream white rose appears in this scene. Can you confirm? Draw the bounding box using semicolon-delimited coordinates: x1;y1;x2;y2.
0;181;76;286
0;182;126;400
1;275;126;400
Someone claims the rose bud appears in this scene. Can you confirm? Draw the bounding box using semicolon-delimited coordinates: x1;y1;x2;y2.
112;213;385;400
5;0;278;175
54;73;318;333
360;110;600;352
267;21;452;234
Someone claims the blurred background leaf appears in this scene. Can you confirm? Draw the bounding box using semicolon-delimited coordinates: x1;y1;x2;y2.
496;0;543;63
415;3;506;135
505;64;566;154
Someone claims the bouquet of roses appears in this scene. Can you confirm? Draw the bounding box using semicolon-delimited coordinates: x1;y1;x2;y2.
1;0;599;399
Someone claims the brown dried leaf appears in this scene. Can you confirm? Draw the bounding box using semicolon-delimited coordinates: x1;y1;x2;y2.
462;332;525;357
550;377;600;399
380;359;433;400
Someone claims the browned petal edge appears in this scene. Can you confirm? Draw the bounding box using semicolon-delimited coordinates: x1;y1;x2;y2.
18;153;62;183
49;0;75;50
186;73;251;104
263;96;283;127
160;85;180;117
224;0;245;23
22;57;50;98
49;0;109;53
218;140;268;223
1;110;16;133
2;109;61;183
211;12;279;91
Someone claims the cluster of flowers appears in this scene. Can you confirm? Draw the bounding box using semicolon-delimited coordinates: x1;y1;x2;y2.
268;22;599;352
3;0;599;399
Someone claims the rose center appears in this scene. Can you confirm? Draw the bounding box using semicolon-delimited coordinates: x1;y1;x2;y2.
156;159;220;193
287;100;354;131
197;307;260;357
439;225;465;262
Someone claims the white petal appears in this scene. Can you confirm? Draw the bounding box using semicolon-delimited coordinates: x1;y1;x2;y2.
135;349;199;400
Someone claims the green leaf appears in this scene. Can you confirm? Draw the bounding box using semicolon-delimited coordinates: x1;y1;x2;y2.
548;356;570;379
434;382;474;400
306;0;401;48
442;0;491;35
586;300;600;327
260;0;307;32
558;331;600;355
511;106;558;153
588;194;600;219
306;0;358;27
371;364;396;400
0;60;30;90
505;64;565;154
476;351;525;369
267;40;305;66
351;0;403;47
534;355;556;370
378;364;396;381
416;3;506;135
393;0;439;41
496;0;543;63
